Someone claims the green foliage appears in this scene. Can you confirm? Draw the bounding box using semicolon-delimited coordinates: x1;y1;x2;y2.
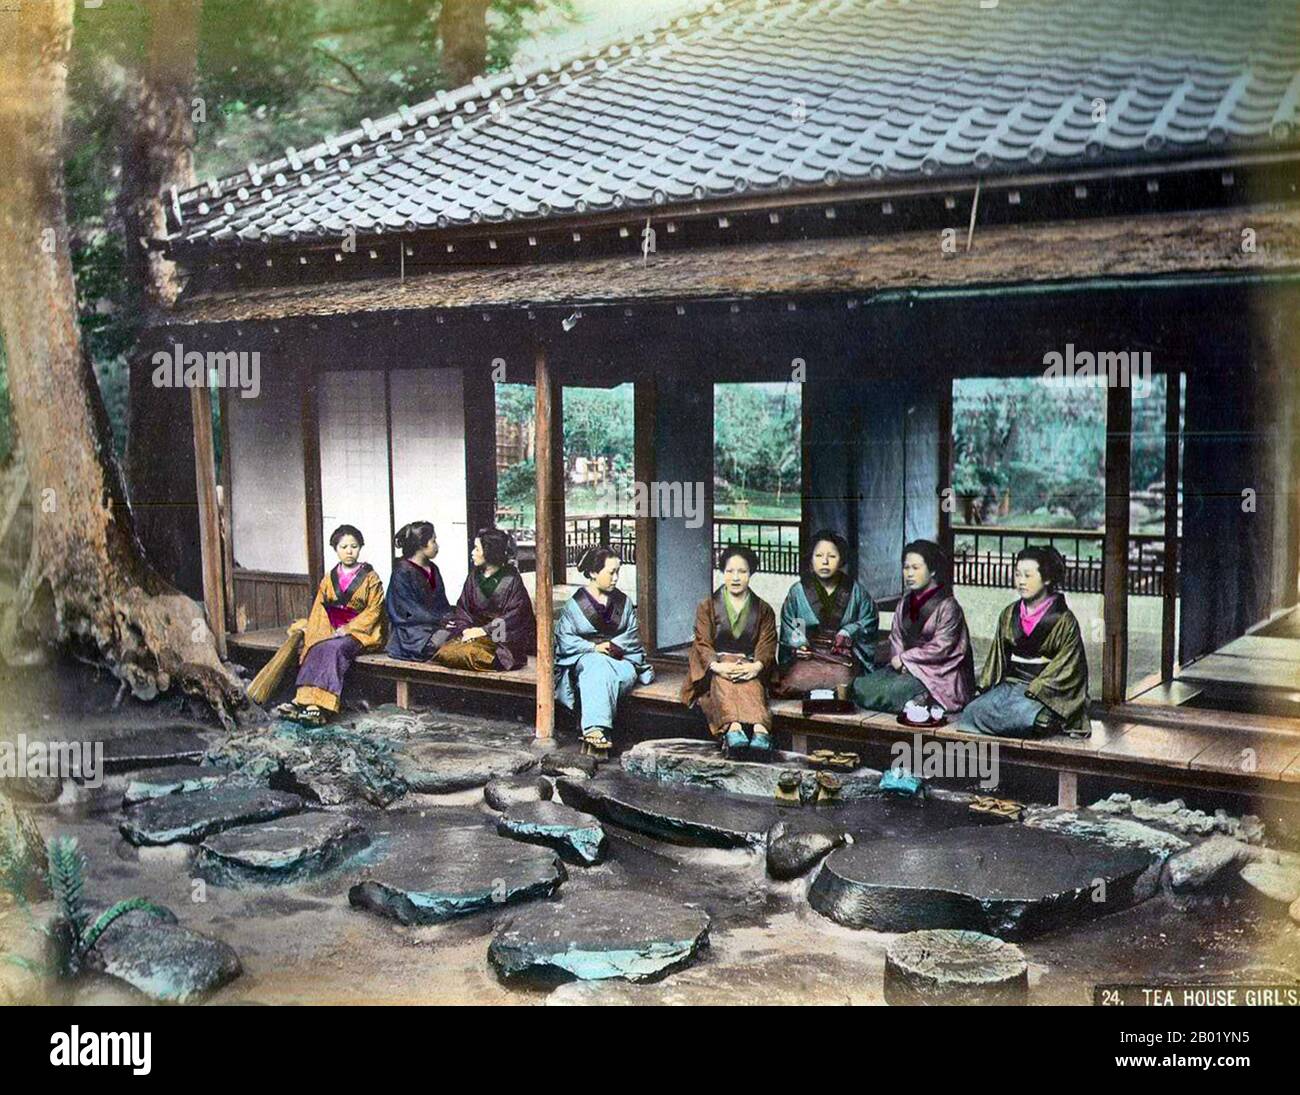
498;457;536;509
43;836;170;981
713;383;801;501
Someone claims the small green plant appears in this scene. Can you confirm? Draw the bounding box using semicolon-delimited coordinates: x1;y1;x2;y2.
44;836;171;980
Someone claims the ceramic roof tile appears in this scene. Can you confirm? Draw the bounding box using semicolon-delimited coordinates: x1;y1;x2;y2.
168;0;1300;250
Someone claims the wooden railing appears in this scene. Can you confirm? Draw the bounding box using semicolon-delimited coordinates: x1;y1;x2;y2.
951;524;1175;596
560;514;804;576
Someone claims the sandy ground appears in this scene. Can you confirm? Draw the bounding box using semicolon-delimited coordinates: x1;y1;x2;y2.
2;658;1297;1007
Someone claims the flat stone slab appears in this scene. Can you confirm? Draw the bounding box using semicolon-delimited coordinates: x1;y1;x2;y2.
622;738;881;802
123;764;229;807
395;740;537;794
484;773;553;812
809;824;1154;940
560;769;997;850
120;786;303;846
102;727;210;772
497;801;608;865
348;813;564;925
541;750;599;780
196;813;368;885
885;929;1028;1005
558;770;780;847
489;890;710;983
93;916;241;1003
1239;861;1300;906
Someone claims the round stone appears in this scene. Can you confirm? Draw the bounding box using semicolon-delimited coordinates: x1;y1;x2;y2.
395;741;537;793
348;813;564;925
885;929;1028;1005
809;824;1153;939
489;890;710;983
484;773;553;811
197;813;368;885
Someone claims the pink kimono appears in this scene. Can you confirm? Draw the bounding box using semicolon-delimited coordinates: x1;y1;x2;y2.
890;584;976;711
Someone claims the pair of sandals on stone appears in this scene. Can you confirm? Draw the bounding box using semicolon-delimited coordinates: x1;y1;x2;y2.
720;722;771;758
273;701;328;728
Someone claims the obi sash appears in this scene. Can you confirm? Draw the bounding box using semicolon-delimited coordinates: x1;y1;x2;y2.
325;563;371;629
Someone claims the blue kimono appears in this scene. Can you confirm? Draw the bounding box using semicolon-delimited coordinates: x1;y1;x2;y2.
777;573;879;672
554;588;654;732
385;559;454;660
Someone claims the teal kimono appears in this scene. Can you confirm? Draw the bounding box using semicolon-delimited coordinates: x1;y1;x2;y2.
554;588;654;732
777;573;879;672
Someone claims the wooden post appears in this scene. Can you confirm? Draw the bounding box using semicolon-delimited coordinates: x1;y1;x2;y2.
550;383;567;585
217;384;237;633
1103;381;1133;704
1057;771;1079;809
937;380;955;562
1160;370;1182;682
534;343;556;741
300;363;324;585
462;362;499;561
634;377;658;652
190;381;227;658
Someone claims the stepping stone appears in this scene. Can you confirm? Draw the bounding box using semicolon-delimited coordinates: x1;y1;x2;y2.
348;813;564;925
621;738;881;801
92;914;241;1003
102;727;209;772
558;770;779;847
123;764;229;807
1165;834;1253;892
489;890;710;983
497;801;607;865
484;773;553;812
885;930;1028;1005
120;786;303;846
809;824;1154;940
541;750;599;781
1239;861;1300;907
395;740;537;793
196;813;368;885
766;816;845;880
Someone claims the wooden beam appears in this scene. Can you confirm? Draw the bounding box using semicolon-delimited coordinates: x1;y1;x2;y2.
1160;371;1182;681
550;383;567;584
217;384;237;633
533;343;556;741
634;378;658;652
300;361;324;585
1103;381;1133;704
190;381;227;659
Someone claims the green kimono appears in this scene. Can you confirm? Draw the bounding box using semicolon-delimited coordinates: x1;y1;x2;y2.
777;573;879;672
976;595;1090;734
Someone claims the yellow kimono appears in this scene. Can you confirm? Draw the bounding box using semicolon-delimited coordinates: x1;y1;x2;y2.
291;563;385;712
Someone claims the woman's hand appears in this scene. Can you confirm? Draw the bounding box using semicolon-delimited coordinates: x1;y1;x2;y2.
890;655;904;671
709;659;737;680
795;645;812;660
731;660;762;682
462;626;488;641
594;641;613;655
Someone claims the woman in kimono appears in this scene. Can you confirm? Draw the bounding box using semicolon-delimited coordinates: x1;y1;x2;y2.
852;539;975;720
385;520;455;660
276;524;385;726
959;545;1090;738
433;527;535;672
776;529;878;692
554;545;655;755
680;545;778;756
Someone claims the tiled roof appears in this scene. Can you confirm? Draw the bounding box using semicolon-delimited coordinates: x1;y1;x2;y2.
167;0;1300;251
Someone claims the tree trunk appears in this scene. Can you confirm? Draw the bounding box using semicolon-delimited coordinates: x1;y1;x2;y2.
0;0;242;723
120;0;204;599
438;0;491;88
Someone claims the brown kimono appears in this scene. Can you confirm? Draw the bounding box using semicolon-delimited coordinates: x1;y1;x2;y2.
680;588;778;735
